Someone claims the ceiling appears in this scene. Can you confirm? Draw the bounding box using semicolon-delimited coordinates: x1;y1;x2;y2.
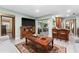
0;5;79;18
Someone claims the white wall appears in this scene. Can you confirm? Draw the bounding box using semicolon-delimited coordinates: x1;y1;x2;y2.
35;19;38;35
76;17;79;36
0;7;34;40
48;17;54;37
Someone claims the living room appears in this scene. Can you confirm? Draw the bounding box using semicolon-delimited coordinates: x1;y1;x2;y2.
0;5;79;53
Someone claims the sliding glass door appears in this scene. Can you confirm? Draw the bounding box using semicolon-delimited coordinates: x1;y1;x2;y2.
38;19;49;36
76;18;79;37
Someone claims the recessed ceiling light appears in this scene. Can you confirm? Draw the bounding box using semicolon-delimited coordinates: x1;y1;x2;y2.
35;9;39;13
67;9;71;13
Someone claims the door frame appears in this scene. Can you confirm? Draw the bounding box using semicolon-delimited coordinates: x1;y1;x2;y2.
1;15;15;39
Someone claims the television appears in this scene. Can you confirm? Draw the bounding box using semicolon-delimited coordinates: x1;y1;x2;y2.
22;18;35;26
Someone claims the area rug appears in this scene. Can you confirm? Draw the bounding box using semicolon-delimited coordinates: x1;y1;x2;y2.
15;42;66;53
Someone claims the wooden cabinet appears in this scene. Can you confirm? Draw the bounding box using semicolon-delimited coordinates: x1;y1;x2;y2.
52;28;70;41
20;26;35;38
58;29;70;41
52;28;58;38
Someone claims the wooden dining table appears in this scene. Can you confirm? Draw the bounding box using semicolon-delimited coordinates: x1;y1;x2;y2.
25;35;53;52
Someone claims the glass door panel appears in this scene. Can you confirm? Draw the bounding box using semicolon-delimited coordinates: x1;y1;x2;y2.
38;19;49;36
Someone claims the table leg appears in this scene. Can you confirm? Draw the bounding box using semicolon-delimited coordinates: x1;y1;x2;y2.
26;38;27;45
52;40;53;48
45;46;49;53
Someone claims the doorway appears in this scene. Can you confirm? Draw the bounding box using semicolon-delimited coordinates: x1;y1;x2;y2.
1;15;15;39
64;19;76;35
